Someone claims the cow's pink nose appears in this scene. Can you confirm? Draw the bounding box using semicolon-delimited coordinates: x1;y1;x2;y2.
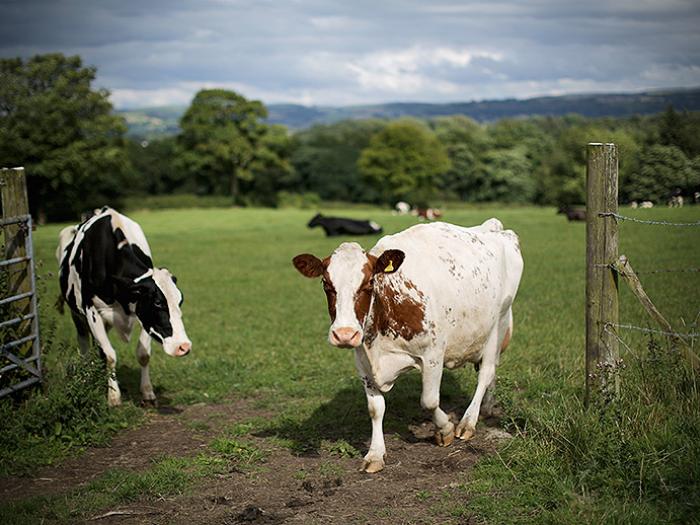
331;328;361;348
175;342;191;356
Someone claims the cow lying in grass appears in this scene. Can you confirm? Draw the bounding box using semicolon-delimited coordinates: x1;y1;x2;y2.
307;213;382;237
57;207;191;407
293;219;523;472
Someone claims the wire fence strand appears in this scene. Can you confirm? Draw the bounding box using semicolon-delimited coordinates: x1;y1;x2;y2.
606;322;700;339
593;263;700;274
598;212;700;227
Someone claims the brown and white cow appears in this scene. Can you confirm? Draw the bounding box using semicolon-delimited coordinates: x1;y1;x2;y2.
293;219;523;473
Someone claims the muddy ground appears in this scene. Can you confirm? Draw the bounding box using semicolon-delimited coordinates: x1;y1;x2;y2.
0;399;510;525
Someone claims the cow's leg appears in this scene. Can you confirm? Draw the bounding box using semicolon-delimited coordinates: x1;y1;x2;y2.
480;377;497;418
71;311;91;356
456;329;498;440
362;385;387;473
85;306;121;407
136;327;156;406
481;310;512;418
421;354;455;446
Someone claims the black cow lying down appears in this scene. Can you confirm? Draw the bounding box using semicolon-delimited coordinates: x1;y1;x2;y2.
307;213;383;237
57;206;191;407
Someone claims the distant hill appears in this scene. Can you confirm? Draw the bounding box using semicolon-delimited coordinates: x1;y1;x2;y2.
117;87;700;137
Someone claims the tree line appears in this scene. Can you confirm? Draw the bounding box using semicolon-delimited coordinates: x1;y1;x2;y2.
2;54;699;222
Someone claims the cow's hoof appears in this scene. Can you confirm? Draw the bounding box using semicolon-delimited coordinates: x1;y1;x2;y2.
435;426;455;447
141;398;158;408
455;421;476;440
361;459;385;473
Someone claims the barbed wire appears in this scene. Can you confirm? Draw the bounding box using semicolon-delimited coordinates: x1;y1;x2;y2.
593;263;700;274
598;212;700;227
605;322;700;339
636;268;700;274
603;324;640;359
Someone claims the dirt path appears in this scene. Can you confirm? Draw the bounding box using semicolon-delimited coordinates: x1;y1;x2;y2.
0;400;510;524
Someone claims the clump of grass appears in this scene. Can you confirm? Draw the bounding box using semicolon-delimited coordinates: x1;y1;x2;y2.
0;320;141;475
461;337;700;524
0;454;223;525
321;439;360;458
210;438;265;465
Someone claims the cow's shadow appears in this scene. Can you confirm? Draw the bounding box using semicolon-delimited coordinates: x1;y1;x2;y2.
257;370;474;456
115;363;179;413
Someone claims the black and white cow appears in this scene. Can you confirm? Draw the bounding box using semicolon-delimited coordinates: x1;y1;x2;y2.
57;207;191;407
307;213;383;237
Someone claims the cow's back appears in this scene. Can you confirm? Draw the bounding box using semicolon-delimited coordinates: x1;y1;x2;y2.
369;220;523;363
59;208;153;313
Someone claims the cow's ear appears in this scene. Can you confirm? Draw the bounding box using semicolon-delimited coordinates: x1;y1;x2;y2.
374;249;405;275
293;254;325;278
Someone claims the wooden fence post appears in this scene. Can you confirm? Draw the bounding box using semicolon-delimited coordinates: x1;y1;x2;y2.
585;143;619;406
1;167;32;343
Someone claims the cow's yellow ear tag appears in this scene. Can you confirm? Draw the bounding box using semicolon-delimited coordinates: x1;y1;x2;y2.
384;260;394;273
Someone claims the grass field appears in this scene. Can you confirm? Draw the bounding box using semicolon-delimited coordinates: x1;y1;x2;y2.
2;205;699;524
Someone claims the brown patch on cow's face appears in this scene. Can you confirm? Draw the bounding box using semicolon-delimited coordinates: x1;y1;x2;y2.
321;263;337;322
366;276;425;344
353;255;376;325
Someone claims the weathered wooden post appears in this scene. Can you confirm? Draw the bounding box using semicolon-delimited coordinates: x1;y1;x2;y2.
1;168;32;324
585;143;619;406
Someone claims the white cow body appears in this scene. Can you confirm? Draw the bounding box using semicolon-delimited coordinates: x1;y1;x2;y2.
293;218;523;472
359;220;521;388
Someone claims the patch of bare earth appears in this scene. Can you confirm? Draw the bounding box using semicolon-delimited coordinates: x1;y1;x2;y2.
0;399;260;503
0;401;510;524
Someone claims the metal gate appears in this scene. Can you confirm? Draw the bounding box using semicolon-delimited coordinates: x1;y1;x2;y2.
0;169;42;397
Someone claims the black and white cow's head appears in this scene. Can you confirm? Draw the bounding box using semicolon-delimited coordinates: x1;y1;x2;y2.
293;242;405;348
120;267;191;357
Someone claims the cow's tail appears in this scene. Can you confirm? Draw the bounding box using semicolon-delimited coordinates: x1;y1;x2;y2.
56;225;77;264
55;294;65;315
55;225;77;315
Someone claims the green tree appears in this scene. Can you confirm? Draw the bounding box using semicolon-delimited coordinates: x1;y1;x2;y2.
0;53;130;222
125;137;187;194
245;124;295;207
176;89;269;202
432;116;489;201
289;120;385;202
358;119;450;205
628;145;696;202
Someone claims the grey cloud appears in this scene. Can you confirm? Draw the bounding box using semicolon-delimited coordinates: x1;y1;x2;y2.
1;0;698;107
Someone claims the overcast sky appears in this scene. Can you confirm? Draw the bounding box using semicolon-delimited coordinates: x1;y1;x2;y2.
1;0;699;109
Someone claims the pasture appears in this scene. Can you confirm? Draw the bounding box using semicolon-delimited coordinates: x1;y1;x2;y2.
1;205;699;524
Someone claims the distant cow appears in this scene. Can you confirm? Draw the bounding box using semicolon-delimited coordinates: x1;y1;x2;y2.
557;205;586;221
293;219;523;473
394;201;411;215
668;195;684;208
57;207;191;407
640;201;654;208
413;208;443;221
307;213;382;237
